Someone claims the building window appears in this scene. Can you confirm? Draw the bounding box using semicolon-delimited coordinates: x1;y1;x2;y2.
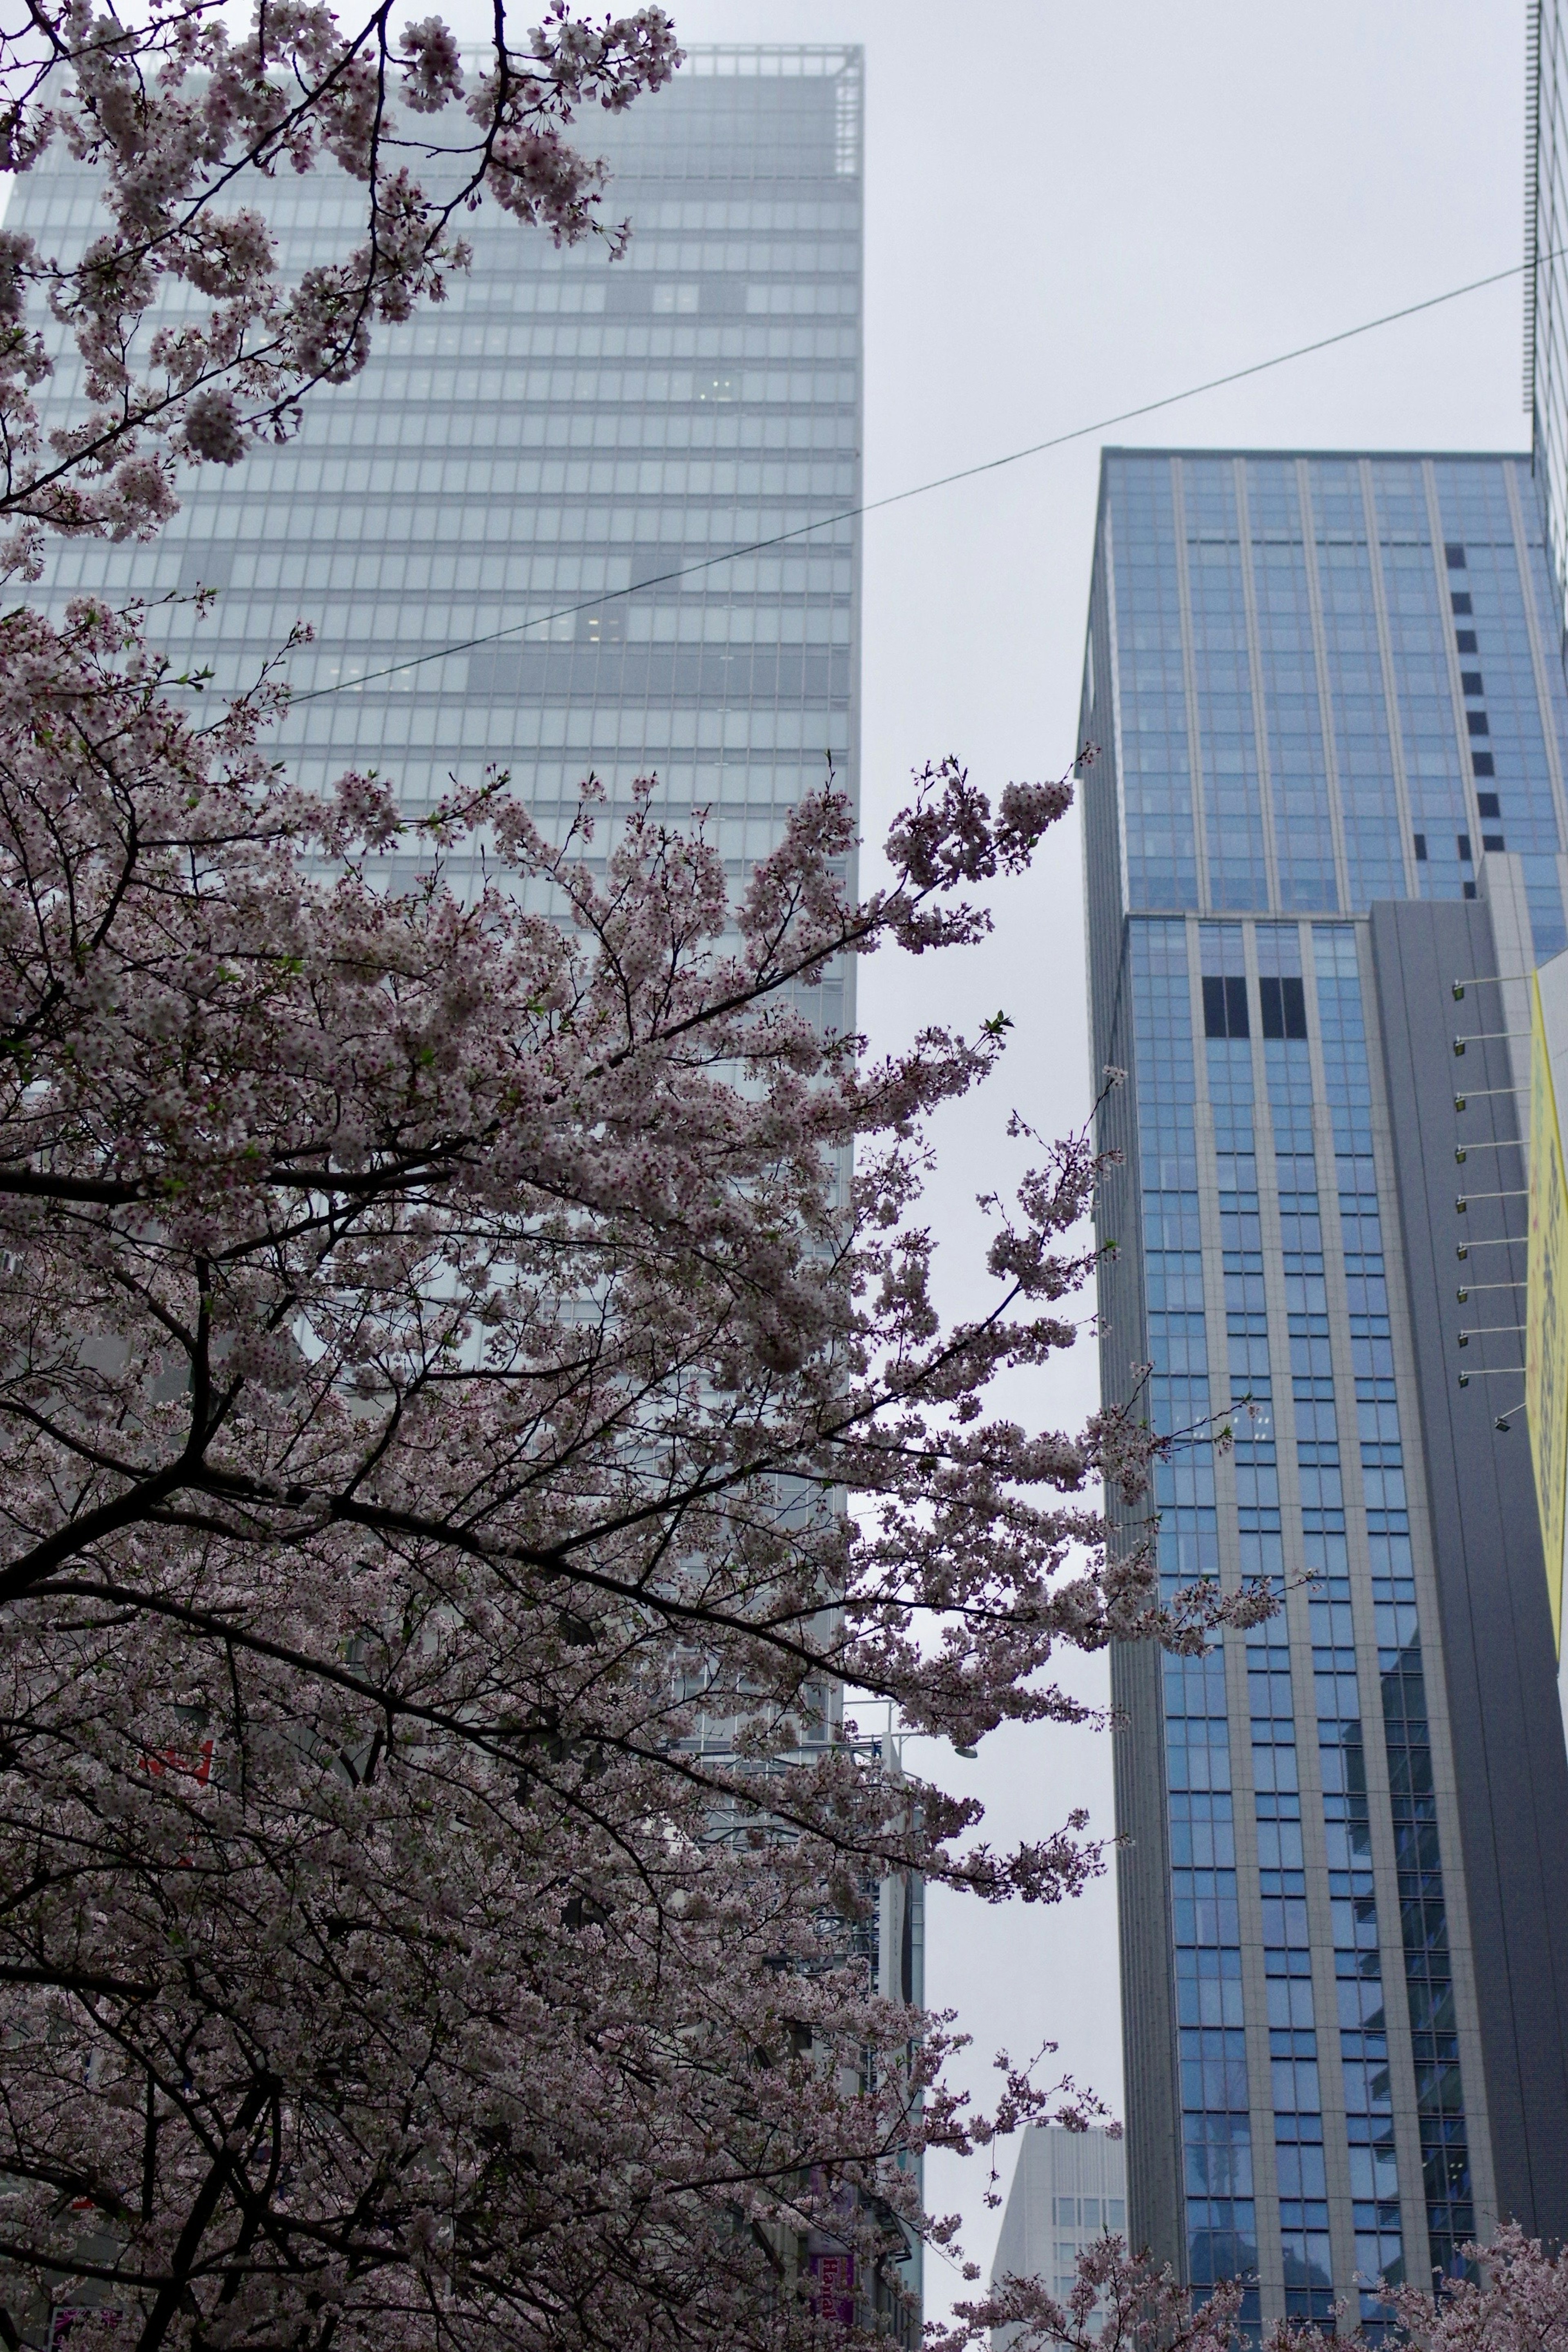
1259;976;1308;1040
1203;975;1250;1038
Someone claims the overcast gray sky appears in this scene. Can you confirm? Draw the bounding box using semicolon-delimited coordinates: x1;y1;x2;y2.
639;0;1531;2316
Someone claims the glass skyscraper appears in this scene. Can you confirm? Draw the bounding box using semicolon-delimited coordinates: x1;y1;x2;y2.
1082;450;1568;2333
10;46;862;947
4;42;926;2338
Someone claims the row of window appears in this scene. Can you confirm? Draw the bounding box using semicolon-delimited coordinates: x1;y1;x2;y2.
1110;499;1566;928
1051;2196;1125;2228
1200;973;1309;1041
1133;927;1462;2316
1111;449;1537;533
294;408;855;456
154;484;857;558
596;199;862;232
128;552;848;602
41;316;862;374
235;451;860;508
177;654;850;722
160;606;851;656
17;183;861;238
39;352;860;420
44;553;843;626
616;238;858;274
169;496;860;564
278;757;831;808
274;703;853;754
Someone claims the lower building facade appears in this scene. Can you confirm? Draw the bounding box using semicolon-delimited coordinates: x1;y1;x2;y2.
1080;449;1568;2332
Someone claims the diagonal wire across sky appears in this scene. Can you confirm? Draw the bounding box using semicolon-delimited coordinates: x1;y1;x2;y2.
292;254;1538;704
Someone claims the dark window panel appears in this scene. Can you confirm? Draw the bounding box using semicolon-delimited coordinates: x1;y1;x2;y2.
1476;793;1501;819
1258;975;1307;1041
1466;712;1490;737
1282;977;1307;1039
1413;834;1428;862
1260;978;1307;1044
1471;753;1495;776
1226;976;1250;1038
1455;630;1478;654
1451;592;1473;614
1482;834;1506;852
1202;975;1250;1039
1460;671;1484;697
1457;835;1473;863
1445;543;1467;569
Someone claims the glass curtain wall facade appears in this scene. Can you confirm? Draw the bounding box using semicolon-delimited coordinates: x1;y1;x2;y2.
1081;450;1568;2334
8;47;862;940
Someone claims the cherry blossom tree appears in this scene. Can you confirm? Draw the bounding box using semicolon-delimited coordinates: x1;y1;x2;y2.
942;2236;1251;2352
1382;2220;1568;2348
0;0;679;574
956;2219;1568;2352
0;590;1262;2348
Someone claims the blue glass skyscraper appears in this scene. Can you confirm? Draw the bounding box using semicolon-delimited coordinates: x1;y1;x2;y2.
1082;450;1568;2332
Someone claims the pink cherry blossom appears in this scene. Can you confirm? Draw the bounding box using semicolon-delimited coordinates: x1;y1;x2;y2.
0;0;681;573
951;2217;1568;2352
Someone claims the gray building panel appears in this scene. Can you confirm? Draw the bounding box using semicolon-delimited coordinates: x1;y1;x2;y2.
1110;1630;1183;2269
1368;895;1568;2235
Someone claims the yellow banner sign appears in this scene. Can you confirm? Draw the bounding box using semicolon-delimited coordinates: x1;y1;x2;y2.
1528;973;1568;1654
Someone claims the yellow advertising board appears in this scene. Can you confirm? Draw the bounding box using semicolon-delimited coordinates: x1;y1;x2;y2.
1528;972;1568;1653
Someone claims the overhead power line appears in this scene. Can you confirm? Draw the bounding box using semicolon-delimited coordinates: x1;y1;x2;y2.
294;254;1534;704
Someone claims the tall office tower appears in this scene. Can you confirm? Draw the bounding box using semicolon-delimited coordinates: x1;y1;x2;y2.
1529;0;1568;634
1080;449;1568;2334
10;45;862;945
989;2125;1127;2344
2;39;918;2334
